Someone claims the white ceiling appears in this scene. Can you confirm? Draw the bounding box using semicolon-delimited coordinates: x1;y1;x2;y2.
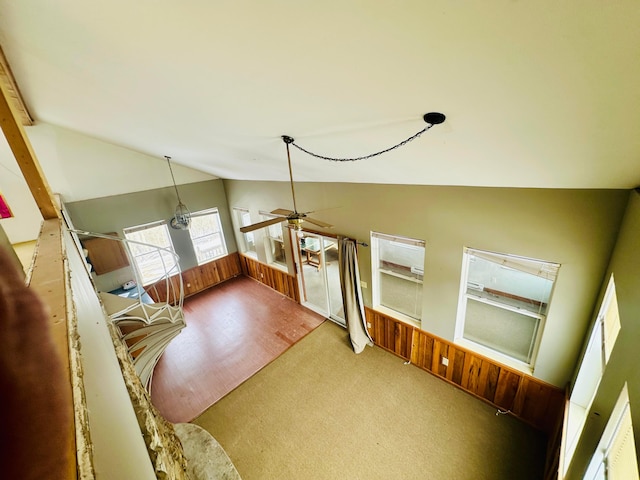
0;1;639;189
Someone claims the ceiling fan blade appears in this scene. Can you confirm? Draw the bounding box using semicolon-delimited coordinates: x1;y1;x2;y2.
271;208;293;216
304;217;333;228
240;217;284;233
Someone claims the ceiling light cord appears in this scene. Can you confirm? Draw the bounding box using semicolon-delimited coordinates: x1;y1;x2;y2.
165;155;191;230
284;140;298;213
165;156;183;203
287;112;446;162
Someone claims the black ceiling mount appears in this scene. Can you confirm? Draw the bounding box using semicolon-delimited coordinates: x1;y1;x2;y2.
423;112;446;125
282;135;294;144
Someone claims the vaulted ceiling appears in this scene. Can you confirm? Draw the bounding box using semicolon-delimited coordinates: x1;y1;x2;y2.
0;1;639;189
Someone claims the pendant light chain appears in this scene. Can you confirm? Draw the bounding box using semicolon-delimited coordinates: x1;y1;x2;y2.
289;120;439;162
284;141;299;213
165;156;183;203
165;155;192;230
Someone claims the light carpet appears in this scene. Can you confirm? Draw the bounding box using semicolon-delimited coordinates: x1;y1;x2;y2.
194;321;546;480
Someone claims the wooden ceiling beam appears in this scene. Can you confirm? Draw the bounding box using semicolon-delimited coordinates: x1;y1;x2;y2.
0;78;59;219
0;45;33;126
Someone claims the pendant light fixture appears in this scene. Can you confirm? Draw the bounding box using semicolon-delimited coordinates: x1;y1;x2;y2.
165;156;191;230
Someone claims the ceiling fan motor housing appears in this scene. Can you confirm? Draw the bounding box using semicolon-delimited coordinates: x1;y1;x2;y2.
288;217;304;230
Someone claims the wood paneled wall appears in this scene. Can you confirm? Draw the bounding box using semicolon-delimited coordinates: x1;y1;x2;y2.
239;254;299;302
365;307;565;436
146;253;242;302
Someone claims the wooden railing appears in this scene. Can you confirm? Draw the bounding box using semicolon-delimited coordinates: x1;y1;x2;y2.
27;219;78;478
239;254;299;302
21;219;189;478
365;307;565;437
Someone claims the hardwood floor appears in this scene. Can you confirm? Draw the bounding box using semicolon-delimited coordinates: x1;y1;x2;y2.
150;275;326;423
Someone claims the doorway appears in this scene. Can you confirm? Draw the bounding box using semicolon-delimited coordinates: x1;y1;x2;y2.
292;230;345;326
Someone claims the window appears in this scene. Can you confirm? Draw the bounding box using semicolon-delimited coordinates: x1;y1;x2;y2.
123;221;178;285
602;275;621;362
583;384;639;480
455;248;559;368
260;211;286;268
371;232;425;323
234;207;257;257
562;275;620;474
188;208;228;265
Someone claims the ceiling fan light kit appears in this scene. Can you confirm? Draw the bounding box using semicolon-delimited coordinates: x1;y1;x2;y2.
165;156;192;230
239;112;445;234
288;217;304;231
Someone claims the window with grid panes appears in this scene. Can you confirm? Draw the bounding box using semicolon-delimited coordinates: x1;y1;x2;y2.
371;232;425;323
260;211;286;268
188;208;227;265
234;207;257;257
455;247;559;368
123;221;179;285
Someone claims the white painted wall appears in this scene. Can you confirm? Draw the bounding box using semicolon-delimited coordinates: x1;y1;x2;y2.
0;135;43;243
0;122;216;243
26;122;216;202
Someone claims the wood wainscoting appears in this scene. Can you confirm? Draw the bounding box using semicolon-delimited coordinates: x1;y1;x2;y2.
146;253;242;302
365;307;565;437
239;254;300;302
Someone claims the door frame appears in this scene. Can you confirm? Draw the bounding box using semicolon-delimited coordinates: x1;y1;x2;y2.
291;229;345;326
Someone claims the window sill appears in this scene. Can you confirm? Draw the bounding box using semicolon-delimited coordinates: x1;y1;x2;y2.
373;305;421;329
453;337;534;375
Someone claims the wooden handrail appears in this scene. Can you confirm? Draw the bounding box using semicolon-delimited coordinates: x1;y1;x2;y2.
24;219;77;479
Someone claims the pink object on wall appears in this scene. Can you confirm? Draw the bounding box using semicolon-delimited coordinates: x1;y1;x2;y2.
0;193;13;219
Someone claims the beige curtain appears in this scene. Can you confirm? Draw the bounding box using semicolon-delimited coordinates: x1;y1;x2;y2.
338;237;373;354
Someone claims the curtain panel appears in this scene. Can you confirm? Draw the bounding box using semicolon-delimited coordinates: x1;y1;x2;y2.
338;237;373;354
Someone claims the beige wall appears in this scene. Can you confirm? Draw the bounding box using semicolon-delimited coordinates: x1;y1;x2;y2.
224;179;629;387
0;223;24;278
566;189;640;478
65;180;236;292
28;123;217;203
0;122;216;244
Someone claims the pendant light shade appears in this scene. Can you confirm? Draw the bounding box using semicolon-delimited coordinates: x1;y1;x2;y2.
165;156;191;230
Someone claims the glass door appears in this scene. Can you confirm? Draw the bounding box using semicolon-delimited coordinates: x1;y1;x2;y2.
292;230;345;326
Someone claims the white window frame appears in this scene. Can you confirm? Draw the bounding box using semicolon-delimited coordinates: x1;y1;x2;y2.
188;208;228;265
371;231;425;327
454;247;559;372
583;383;639;480
259;210;287;270
561;274;621;475
123;220;179;286
601;275;621;363
234;207;257;258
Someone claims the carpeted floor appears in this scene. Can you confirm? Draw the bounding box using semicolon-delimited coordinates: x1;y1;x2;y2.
194;321;547;480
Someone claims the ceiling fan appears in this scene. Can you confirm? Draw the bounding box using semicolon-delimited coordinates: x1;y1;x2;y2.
239;135;333;234
239;112;446;234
